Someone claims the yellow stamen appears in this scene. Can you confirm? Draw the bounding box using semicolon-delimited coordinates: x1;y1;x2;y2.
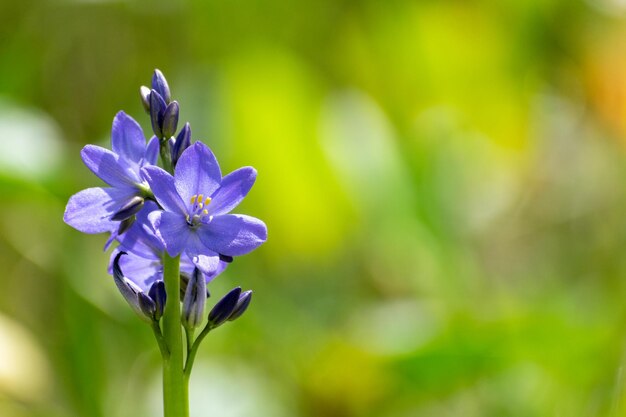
197;194;204;203
202;209;209;215
190;195;197;204
198;203;204;209
205;197;211;206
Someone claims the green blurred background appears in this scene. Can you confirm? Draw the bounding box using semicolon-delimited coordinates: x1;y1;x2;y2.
2;0;626;416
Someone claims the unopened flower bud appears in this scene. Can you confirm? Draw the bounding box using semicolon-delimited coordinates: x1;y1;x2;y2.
228;290;252;321
140;86;151;113
208;287;241;328
171;122;191;166
148;281;166;320
180;272;209;301
152;69;171;104
180;273;190;301
152;69;172;104
149;89;166;138
112;252;151;322
182;268;207;329
111;196;144;221
117;216;135;235
138;292;156;319
161;101;179;138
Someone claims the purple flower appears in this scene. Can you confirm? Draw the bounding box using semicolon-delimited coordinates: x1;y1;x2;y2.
142;142;267;261
63;111;159;238
110;201;227;291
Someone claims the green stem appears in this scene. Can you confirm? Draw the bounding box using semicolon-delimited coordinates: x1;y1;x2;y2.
184;327;194;358
160;138;173;173
151;321;169;359
162;254;189;417
183;323;213;379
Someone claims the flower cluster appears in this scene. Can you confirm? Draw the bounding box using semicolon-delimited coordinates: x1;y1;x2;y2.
64;69;267;330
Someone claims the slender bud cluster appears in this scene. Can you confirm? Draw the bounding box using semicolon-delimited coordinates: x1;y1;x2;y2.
140;70;180;141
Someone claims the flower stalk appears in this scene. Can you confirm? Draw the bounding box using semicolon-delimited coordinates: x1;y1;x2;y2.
161;254;188;417
184;321;212;380
151;320;169;359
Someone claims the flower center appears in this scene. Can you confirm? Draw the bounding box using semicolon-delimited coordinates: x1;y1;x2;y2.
136;181;154;199
186;194;212;227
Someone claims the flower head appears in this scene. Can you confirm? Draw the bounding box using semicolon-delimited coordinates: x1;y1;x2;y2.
110;201;228;290
63;68;264;340
63;111;158;243
142;142;267;262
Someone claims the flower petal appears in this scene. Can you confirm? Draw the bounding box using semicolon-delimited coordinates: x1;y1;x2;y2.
208;166;257;216
144;136;160;166
203;258;228;283
81;145;141;188
180;253;197;276
197;214;267;256
148;210;191;256
186;252;225;282
142;166;187;214
117;201;164;257
111;252;146;319
64;187;134;233
174;142;222;203
111;112;147;163
110;249;161;293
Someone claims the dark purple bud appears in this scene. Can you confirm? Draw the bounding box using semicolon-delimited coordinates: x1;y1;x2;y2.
111;196;144;221
152;69;171;104
171;123;191;166
140;86;151;113
117;216;135;235
218;254;233;263
148;281;166;320
112;252;151;322
228;290;252;321
182;268;207;329
138;292;156;319
149;89;166;138
208;287;241;328
161;101;179;138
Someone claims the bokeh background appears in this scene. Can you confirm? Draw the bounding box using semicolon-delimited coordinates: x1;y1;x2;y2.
3;0;626;416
